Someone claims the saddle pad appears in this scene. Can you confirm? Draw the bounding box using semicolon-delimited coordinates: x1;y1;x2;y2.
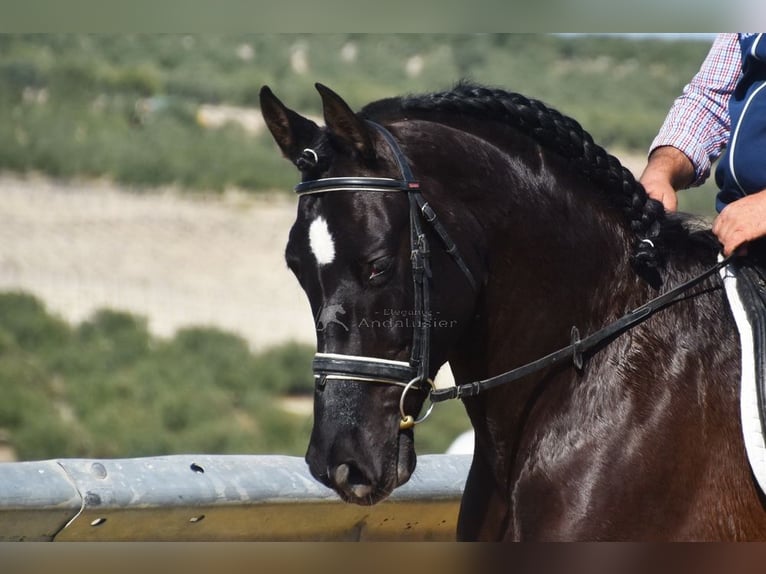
720;258;766;494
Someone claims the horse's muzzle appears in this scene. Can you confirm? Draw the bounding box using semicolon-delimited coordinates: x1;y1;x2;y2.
306;426;416;506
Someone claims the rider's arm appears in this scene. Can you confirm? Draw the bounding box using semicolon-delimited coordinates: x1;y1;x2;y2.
641;34;741;209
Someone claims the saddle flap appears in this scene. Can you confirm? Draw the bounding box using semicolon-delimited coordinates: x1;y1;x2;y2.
721;258;766;494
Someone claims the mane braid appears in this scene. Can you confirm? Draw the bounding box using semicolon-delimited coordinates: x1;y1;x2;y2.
361;82;665;271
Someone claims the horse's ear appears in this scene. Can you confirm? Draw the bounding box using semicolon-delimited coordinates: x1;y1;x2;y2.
315;83;374;160
259;85;320;164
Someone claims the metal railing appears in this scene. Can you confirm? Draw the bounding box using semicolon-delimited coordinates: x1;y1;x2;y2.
0;454;470;541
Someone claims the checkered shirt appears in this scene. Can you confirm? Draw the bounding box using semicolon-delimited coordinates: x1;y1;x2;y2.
650;34;742;187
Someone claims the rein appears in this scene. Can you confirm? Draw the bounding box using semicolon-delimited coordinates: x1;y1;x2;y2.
295;120;732;428
431;254;733;403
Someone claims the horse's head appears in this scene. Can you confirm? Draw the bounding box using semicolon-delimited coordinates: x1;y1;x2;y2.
260;84;477;505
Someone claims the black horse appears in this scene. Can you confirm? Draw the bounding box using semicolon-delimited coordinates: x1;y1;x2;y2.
260;81;766;540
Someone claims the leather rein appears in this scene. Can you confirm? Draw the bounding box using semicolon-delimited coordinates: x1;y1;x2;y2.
295;121;731;429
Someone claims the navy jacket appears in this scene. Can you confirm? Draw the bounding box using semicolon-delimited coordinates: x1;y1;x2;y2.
715;33;766;212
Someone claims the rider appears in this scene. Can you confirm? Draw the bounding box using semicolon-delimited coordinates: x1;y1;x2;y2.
640;33;766;258
641;34;766;460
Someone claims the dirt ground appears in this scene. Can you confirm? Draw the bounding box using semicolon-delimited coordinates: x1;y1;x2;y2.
0;174;315;350
0;152;645;352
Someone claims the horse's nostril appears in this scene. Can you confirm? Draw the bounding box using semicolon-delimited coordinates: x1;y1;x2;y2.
333;463;350;486
332;462;374;499
334;462;369;486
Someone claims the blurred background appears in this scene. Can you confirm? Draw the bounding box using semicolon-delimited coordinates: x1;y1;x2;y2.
0;34;719;462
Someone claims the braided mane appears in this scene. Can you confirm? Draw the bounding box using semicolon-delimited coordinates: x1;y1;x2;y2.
360;82;665;270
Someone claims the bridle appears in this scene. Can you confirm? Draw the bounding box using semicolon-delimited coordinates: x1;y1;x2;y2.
295;121;733;431
295;121;477;430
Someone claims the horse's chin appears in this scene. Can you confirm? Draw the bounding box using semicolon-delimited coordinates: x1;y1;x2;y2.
337;486;392;506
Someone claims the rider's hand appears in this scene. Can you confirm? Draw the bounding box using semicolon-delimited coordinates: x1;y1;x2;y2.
641;175;679;212
713;189;766;256
639;146;694;213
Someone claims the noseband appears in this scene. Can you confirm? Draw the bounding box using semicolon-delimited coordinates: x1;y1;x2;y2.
295;121;477;430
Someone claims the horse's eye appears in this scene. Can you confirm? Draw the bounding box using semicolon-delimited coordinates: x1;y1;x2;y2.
368;256;393;283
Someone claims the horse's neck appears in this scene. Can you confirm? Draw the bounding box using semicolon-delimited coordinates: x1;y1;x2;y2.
476;154;643;347
442;141;655;484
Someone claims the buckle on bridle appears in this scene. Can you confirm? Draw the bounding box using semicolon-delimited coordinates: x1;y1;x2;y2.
421;201;437;223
